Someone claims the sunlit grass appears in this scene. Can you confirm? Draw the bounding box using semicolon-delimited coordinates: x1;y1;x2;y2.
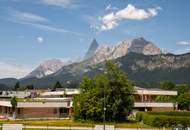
0;119;152;128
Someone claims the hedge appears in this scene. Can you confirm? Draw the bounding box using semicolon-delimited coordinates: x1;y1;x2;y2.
147;111;190;117
136;112;190;127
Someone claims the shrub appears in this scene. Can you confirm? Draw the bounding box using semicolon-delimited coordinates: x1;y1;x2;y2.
136;112;190;127
136;112;143;122
148;111;190;117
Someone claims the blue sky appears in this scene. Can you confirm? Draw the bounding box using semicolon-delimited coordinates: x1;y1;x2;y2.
0;0;190;78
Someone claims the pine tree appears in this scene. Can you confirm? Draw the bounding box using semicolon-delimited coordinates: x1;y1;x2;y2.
14;82;20;91
53;81;62;90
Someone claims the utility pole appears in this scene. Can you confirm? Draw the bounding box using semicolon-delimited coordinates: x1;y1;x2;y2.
103;71;107;130
103;103;106;130
103;57;107;130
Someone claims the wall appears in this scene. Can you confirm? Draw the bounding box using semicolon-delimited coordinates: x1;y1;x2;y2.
17;108;63;118
151;107;174;112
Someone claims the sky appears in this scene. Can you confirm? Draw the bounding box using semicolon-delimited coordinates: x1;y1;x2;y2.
0;0;190;78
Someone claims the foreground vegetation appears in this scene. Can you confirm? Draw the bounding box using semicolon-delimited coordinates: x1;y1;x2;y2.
0;111;189;128
74;61;134;122
0;119;151;128
25;129;62;130
136;111;190;127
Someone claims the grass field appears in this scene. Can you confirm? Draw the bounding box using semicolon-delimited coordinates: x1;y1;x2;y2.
0;119;151;128
25;129;73;130
25;129;67;130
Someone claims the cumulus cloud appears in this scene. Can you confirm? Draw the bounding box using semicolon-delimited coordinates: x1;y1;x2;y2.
177;41;190;45
0;62;34;79
99;4;161;31
37;37;44;43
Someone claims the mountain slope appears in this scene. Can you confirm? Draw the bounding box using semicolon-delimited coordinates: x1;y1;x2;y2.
24;39;98;80
0;78;18;88
115;52;190;83
24;59;66;79
17;52;190;88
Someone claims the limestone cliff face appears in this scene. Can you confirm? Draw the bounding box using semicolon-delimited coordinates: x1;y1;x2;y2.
89;37;162;64
133;54;190;71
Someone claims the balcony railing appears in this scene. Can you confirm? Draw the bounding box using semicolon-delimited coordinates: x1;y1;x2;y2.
134;102;175;108
15;113;70;119
0;100;71;108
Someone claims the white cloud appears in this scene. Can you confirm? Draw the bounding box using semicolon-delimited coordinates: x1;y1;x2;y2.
100;12;118;31
0;62;34;79
8;9;82;36
105;4;118;11
37;37;44;43
8;0;74;8
175;48;190;54
40;0;72;8
177;41;190;45
11;10;49;23
99;4;161;31
27;22;82;36
84;15;100;30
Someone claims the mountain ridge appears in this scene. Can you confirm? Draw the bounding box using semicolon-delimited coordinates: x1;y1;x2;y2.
88;37;163;64
1;37;190;89
1;52;190;89
17;52;190;88
23;37;161;80
23;58;75;79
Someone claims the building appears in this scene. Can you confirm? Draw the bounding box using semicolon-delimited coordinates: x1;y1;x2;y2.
0;87;177;119
133;87;177;113
0;89;79;119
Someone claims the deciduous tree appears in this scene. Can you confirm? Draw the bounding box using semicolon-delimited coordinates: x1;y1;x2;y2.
74;61;134;122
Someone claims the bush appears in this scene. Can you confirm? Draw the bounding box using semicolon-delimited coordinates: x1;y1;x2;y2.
136;112;144;122
148;111;190;117
136;112;190;127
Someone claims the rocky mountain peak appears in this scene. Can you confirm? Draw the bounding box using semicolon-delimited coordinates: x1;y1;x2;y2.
129;37;162;55
24;59;66;79
84;38;99;59
89;37;162;64
24;37;163;79
39;59;64;67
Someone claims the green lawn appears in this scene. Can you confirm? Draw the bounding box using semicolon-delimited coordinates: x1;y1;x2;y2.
24;129;66;130
24;129;72;130
0;119;151;128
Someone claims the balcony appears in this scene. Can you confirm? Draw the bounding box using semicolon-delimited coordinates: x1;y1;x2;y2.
0;99;71;108
134;102;175;108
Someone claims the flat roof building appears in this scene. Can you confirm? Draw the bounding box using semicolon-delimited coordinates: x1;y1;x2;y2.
0;87;177;119
133;87;177;112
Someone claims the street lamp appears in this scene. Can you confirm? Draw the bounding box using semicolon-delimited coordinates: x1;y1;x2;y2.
103;71;107;130
103;106;106;130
